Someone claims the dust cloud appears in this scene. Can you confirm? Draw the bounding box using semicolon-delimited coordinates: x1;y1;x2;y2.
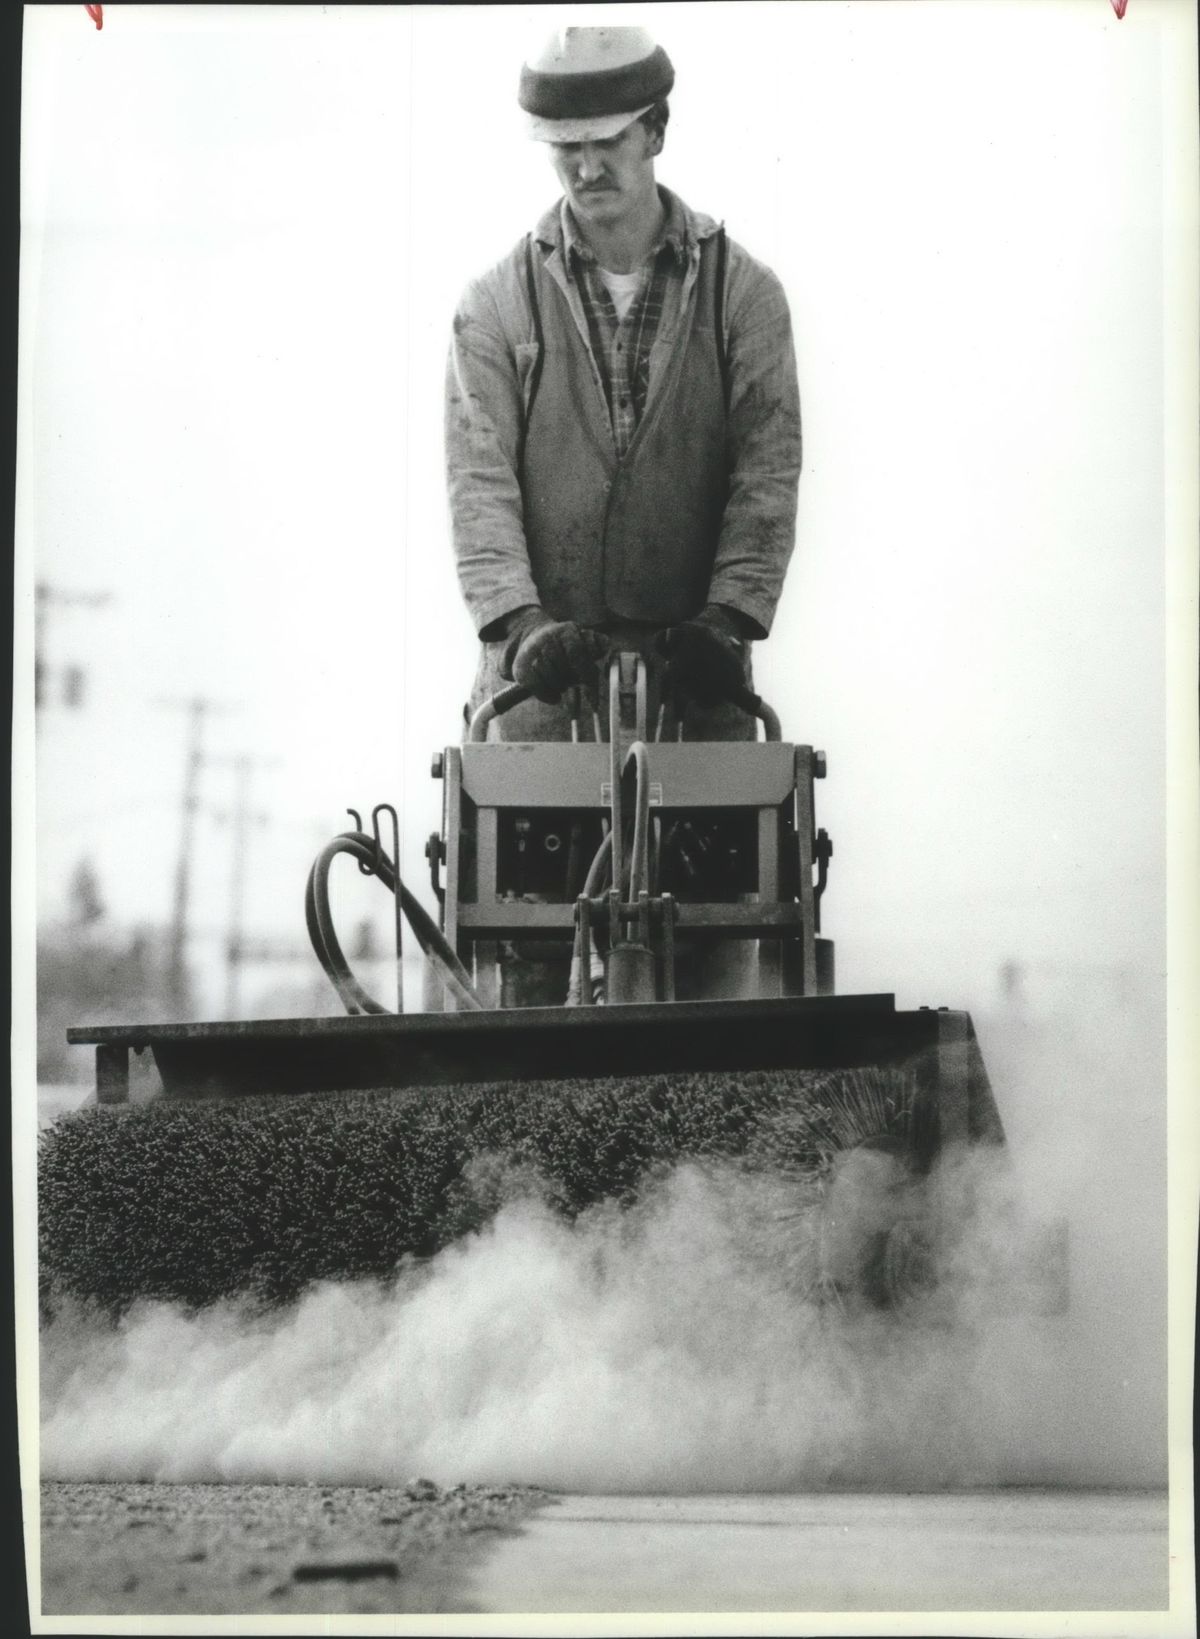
39;1007;1167;1496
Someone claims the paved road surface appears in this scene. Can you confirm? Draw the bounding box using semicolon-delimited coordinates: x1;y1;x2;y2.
39;1481;549;1617
464;1490;1169;1614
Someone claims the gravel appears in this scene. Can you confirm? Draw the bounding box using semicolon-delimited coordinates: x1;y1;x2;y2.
40;1478;554;1616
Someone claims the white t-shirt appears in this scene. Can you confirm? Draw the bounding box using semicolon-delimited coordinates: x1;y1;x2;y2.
597;265;645;322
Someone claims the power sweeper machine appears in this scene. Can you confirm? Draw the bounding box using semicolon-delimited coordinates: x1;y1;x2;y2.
57;653;1065;1313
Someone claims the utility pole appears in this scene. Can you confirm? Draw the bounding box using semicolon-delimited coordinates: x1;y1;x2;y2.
210;753;273;1019
34;582;111;712
158;695;228;1019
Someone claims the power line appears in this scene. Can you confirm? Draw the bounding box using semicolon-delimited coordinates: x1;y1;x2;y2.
209;752;276;1019
156;695;233;1019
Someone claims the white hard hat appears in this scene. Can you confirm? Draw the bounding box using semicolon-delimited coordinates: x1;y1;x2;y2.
518;26;675;143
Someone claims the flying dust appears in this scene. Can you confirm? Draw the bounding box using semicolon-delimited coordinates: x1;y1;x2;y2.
40;987;1168;1498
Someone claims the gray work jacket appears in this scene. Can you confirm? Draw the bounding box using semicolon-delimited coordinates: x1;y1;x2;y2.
445;188;802;641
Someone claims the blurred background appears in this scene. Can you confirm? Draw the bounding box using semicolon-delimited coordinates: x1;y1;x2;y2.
17;1;1180;1061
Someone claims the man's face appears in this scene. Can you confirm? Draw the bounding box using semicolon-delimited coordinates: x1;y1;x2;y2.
548;118;662;229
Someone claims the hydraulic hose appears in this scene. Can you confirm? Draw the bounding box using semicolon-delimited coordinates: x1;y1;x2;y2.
306;831;483;1015
624;740;651;901
566;827;613;1005
566;737;653;1005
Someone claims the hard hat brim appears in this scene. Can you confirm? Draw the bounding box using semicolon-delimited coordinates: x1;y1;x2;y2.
526;103;654;144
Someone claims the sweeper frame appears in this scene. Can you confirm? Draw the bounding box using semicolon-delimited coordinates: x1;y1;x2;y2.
432;650;832;1009
68;652;1006;1175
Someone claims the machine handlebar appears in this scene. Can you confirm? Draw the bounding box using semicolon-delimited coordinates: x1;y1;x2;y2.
466;667;781;743
467;682;533;741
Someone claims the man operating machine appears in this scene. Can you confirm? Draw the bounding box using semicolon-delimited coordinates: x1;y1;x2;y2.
445;24;803;744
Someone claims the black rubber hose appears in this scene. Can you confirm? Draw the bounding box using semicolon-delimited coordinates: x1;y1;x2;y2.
307;831;483;1015
305;838;390;1015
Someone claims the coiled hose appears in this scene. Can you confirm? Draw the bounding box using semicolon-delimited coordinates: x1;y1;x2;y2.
565;740;652;1005
305;831;483;1015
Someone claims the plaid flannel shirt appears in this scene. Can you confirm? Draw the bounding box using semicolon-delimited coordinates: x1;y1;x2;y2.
563;196;689;459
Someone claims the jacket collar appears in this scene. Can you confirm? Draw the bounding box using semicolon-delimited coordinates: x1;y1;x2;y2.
533;186;720;277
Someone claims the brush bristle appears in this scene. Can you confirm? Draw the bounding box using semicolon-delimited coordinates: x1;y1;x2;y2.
39;1067;921;1318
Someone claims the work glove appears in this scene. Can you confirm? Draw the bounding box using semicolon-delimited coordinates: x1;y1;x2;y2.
656;604;751;708
499;606;606;705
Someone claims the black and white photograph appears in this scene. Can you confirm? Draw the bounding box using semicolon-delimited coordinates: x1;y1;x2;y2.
14;1;1198;1630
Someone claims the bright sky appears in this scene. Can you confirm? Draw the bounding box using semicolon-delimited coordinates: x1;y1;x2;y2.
16;1;1195;1024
